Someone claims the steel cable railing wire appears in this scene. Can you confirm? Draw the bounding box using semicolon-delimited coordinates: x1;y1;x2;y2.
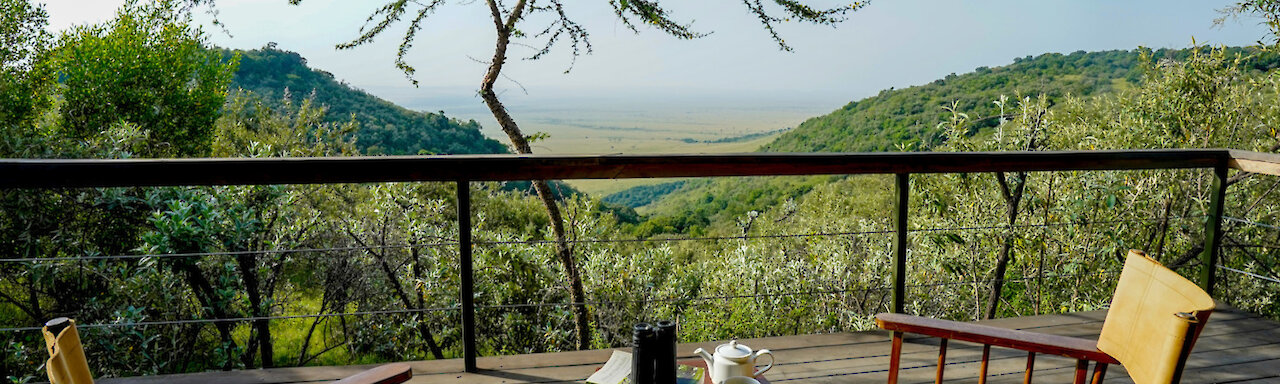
474;287;894;310
1218;264;1280;284
0;216;1194;264
474;228;895;246
1223;242;1280;249
0;268;1121;333
0;209;1157;333
0;230;901;263
477;215;1199;246
0;242;458;263
910;215;1201;234
475;270;1122;311
0;306;460;333
1225;216;1280;231
1218;217;1280;284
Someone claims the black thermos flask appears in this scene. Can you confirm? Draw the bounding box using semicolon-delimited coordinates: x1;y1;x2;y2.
632;323;656;384
653;320;678;383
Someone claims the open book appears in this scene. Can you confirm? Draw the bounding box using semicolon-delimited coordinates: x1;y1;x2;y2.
586;350;705;384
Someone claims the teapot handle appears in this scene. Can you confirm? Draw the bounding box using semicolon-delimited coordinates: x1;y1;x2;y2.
752;349;774;377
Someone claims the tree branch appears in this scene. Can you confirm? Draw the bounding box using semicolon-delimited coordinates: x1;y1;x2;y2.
487;0;504;32
504;0;528;31
0;288;39;321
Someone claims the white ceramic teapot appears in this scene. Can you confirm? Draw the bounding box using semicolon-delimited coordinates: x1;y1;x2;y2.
693;340;773;384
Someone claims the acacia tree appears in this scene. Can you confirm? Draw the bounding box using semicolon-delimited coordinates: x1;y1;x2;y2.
278;0;868;350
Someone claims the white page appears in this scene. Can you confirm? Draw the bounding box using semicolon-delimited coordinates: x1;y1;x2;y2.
586;350;633;384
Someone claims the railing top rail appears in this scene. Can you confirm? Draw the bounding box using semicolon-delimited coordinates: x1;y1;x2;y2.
0;148;1256;189
1228;149;1280;176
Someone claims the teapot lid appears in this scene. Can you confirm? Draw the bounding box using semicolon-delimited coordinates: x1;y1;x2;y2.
715;339;752;360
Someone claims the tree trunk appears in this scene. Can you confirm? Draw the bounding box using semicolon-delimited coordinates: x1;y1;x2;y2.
350;229;445;359
1145;198;1173;258
409;247;446;358
479;0;591;350
297;293;324;366
171;261;239;369
235;253;274;368
984;171;1026;320
28;276;40;323
301;255;355;366
297;286;338;366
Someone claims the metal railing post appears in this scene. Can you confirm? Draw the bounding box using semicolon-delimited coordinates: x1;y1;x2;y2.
1200;166;1227;296
457;180;477;372
892;173;910;313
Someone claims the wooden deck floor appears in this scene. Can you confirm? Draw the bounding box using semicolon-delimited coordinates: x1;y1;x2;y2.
102;307;1280;384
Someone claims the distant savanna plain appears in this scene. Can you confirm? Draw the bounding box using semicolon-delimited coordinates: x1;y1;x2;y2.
410;93;834;196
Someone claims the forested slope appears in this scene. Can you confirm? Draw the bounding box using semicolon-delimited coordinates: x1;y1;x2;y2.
225;47;507;155
625;46;1280;236
762;47;1277;153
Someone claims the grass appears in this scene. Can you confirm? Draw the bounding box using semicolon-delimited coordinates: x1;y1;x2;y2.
268;293;356;367
224;291;373;367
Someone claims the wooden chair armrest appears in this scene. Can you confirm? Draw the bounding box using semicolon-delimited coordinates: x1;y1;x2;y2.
875;313;1118;364
334;363;413;384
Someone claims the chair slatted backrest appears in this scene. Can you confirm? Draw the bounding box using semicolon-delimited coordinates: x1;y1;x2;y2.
1096;250;1215;384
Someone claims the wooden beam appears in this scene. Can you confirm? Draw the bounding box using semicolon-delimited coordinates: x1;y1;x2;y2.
892;173;909;314
1023;352;1036;384
979;344;991;384
1202;166;1228;296
935;338;947;384
457;181;477;373
1073;359;1088;384
0;149;1230;189
1228;149;1280;176
888;331;903;384
1091;363;1108;384
1228;158;1280;176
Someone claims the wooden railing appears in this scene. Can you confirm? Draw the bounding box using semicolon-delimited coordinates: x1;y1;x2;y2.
4;148;1279;372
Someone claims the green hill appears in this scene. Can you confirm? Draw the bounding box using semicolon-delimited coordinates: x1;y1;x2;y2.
617;50;1151;232
619;47;1280;237
225;46;508;155
763;49;1148;153
764;47;1280;154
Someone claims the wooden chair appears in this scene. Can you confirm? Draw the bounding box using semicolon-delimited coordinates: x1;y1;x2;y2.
875;250;1215;384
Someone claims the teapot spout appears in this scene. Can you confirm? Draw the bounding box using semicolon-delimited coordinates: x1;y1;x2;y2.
693;347;714;367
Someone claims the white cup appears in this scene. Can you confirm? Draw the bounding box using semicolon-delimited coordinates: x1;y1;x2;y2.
722;376;761;384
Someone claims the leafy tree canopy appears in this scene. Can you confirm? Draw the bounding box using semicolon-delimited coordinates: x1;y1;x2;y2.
225;46;508;155
0;0;53;126
54;0;238;157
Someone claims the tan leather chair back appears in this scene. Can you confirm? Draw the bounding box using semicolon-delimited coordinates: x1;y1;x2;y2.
43;319;95;384
1097;250;1215;384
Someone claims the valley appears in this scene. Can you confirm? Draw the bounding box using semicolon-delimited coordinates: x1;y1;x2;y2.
408;94;832;196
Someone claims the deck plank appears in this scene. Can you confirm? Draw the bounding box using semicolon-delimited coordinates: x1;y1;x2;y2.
97;307;1280;384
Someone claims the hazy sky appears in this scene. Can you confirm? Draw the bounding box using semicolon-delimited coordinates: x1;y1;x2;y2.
42;0;1271;112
